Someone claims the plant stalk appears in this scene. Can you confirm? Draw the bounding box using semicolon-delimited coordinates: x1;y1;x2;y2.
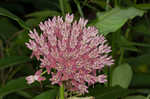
59;84;65;99
59;0;65;16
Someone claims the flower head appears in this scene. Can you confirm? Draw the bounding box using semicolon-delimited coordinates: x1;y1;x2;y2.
26;14;113;94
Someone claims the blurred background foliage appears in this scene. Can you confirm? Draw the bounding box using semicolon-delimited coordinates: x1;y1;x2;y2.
0;0;150;99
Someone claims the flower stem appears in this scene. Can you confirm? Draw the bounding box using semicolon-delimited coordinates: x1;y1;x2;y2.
74;0;84;17
59;0;65;16
59;84;65;99
41;70;47;76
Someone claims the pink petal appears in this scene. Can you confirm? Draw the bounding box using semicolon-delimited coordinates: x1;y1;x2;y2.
97;74;107;83
26;75;35;84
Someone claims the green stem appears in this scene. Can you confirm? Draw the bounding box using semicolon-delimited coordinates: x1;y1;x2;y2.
107;67;110;87
118;48;124;65
114;0;118;7
131;42;150;47
41;70;47;76
59;84;65;99
74;0;84;17
134;0;137;4
83;0;88;6
106;0;110;11
112;33;117;58
109;31;119;87
59;0;65;16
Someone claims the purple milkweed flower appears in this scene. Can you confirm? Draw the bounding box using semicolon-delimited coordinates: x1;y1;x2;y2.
26;69;45;84
26;14;113;94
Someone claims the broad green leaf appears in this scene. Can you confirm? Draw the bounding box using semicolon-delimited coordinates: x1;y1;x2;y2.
125;95;146;99
33;88;58;99
94;7;144;35
0;56;30;69
127;54;150;66
16;91;33;98
132;19;150;36
135;4;150;10
88;86;132;99
112;64;133;88
0;77;30;97
130;73;150;87
0;7;30;30
96;86;130;99
26;10;60;18
86;84;134;99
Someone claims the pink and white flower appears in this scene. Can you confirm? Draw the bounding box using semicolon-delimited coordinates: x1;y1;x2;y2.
26;69;45;84
26;14;114;94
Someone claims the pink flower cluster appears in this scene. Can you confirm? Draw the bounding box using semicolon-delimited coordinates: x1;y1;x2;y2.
26;14;113;94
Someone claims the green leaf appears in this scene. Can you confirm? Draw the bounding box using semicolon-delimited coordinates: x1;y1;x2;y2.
14;30;29;45
88;85;132;99
130;73;150;87
63;0;72;13
0;77;30;97
135;4;150;10
16;91;33;98
94;7;144;35
0;56;30;70
26;10;60;18
90;0;106;9
59;0;65;16
112;63;133;88
25;10;60;27
117;36;139;52
0;18;19;40
34;0;60;11
0;7;30;30
25;18;45;27
74;0;84;17
33;88;58;99
125;95;146;99
132;19;150;36
127;54;150;66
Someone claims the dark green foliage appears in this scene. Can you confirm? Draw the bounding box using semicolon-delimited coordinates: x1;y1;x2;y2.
0;77;31;97
0;0;150;99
